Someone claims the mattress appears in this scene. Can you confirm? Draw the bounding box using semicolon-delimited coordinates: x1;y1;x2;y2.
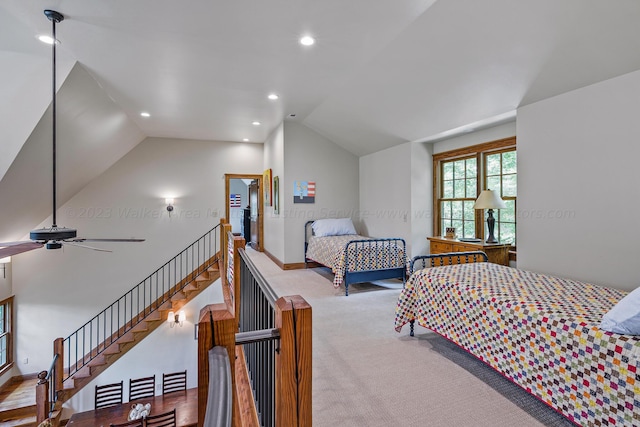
394;263;640;426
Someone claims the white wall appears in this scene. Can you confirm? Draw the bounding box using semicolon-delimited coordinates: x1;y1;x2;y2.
359;143;412;250
11;137;263;380
410;142;433;257
282;122;360;264
518;69;640;290
263;123;285;261
0;262;10;301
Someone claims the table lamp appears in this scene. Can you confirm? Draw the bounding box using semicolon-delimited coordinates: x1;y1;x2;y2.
473;189;506;243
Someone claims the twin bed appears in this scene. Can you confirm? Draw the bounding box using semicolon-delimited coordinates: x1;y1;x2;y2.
395;256;640;426
304;218;406;296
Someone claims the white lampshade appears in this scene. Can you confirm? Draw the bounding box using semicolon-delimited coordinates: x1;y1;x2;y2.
473;189;506;210
167;311;175;324
178;310;186;324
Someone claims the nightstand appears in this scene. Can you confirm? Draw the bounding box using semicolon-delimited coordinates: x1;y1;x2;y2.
427;236;511;266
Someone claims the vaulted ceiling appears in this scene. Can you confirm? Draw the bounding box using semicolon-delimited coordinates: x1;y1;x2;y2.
2;1;640;242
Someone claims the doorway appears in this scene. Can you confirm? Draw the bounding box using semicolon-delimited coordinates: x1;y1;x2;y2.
225;174;263;251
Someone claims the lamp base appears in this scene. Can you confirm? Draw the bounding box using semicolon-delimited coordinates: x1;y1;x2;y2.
485;209;498;244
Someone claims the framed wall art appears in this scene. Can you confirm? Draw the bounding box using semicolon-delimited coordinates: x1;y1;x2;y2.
263;168;272;206
273;176;280;214
293;180;315;204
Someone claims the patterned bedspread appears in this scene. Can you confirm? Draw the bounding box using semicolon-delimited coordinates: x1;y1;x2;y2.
306;235;405;288
395;263;640;426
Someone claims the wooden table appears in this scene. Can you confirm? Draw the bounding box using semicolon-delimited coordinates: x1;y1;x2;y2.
67;388;197;427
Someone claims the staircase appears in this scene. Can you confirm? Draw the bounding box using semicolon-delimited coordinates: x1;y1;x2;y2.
1;223;226;425
59;260;221;402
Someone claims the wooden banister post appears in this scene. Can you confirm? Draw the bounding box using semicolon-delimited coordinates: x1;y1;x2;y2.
35;371;49;425
198;303;238;427
230;233;245;326
220;219;227;275
275;295;312;427
54;337;63;395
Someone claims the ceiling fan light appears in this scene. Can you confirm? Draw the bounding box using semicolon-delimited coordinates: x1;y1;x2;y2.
37;35;57;45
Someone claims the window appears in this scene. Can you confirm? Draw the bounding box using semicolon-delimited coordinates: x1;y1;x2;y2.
433;137;516;244
0;296;13;373
485;149;517;244
440;157;477;239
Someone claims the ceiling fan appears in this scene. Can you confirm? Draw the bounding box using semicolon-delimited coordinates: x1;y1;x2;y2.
0;10;144;259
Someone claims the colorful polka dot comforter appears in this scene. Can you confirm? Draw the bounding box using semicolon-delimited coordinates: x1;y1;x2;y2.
395;263;640;426
306;235;405;288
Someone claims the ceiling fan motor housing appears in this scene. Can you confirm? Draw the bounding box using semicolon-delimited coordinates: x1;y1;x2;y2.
30;227;77;242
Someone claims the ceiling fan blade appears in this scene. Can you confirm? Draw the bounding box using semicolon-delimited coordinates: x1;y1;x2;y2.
71;238;145;243
62;242;112;252
0;240;35;246
0;242;44;257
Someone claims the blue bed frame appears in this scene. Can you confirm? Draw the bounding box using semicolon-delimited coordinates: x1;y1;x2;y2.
304;220;407;296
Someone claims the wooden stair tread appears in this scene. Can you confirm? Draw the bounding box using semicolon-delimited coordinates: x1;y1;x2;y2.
0;378;38;412
0;414;36;427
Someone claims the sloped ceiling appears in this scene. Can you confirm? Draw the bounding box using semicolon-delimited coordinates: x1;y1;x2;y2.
2;1;640;158
0;63;144;242
2;1;640;241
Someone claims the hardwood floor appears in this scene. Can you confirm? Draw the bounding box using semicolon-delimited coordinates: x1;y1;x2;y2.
0;376;37;425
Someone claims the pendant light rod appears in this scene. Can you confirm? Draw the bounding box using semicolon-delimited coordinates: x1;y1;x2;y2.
44;10;64;228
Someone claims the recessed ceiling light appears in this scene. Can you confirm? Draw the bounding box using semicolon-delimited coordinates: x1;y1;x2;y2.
268;94;279;100
38;35;56;45
140;112;151;117
252;121;261;126
299;35;315;46
243;138;249;142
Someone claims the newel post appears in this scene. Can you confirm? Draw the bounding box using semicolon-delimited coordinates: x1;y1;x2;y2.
54;337;63;395
221;221;232;278
35;371;49;424
229;233;245;325
275;295;312;427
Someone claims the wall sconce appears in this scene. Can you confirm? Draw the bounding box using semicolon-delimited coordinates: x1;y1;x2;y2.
0;256;10;279
167;310;186;328
165;198;174;213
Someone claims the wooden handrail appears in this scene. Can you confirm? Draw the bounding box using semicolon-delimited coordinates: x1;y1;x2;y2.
197;302;239;426
275;296;312;427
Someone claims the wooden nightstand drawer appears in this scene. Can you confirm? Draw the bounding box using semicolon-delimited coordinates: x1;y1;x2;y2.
427;236;511;266
454;244;476;252
431;241;453;253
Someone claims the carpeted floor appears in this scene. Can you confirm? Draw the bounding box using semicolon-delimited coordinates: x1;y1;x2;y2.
244;249;575;427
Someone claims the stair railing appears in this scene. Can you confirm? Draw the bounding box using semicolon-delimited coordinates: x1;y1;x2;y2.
62;223;221;381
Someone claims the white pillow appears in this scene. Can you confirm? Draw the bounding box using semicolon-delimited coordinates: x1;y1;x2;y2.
312;218;357;237
600;286;640;334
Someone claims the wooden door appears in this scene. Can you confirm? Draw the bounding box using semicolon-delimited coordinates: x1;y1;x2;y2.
249;180;259;249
